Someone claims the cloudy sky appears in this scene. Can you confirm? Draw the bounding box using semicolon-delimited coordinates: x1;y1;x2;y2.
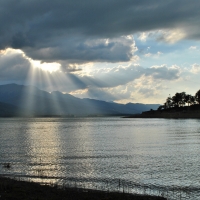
1;0;200;104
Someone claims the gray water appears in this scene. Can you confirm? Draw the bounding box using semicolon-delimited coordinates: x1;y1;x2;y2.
0;117;200;199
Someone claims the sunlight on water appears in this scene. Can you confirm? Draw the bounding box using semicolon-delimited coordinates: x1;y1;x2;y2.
0;118;200;199
26;121;61;181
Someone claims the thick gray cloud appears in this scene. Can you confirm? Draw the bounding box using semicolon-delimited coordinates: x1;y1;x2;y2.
24;37;135;64
0;0;200;64
63;64;181;93
0;49;181;91
145;65;180;80
0;50;31;82
78;64;181;88
0;50;53;88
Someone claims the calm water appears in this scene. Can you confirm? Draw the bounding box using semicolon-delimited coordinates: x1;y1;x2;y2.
0;117;200;198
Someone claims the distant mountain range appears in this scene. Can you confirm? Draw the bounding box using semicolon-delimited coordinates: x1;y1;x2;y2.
0;84;160;117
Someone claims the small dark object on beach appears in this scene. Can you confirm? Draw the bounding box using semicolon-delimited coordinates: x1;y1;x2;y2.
3;163;11;169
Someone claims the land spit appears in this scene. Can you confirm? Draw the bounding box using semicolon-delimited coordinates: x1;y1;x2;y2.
124;107;200;118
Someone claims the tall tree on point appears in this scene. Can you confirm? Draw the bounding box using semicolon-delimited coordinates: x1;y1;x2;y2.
195;90;200;104
184;94;193;106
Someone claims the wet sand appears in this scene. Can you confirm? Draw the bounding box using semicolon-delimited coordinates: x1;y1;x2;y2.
0;176;166;200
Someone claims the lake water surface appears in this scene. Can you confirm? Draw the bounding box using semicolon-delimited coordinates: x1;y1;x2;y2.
0;117;200;199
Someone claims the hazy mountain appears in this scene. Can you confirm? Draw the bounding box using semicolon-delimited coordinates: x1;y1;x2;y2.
0;101;20;117
0;84;160;117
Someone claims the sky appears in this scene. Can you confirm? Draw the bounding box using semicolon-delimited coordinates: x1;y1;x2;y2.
1;0;200;104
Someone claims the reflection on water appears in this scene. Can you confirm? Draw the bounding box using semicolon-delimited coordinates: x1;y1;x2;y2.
26;121;61;182
0;118;200;198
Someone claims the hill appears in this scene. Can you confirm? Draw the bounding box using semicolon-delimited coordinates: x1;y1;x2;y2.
0;84;160;117
0;101;20;117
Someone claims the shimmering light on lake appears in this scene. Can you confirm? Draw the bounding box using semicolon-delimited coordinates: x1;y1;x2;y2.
0;118;200;198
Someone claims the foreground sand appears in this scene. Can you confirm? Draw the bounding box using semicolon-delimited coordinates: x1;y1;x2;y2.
0;177;166;200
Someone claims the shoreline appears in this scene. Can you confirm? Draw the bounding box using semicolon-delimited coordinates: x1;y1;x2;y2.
124;111;200;119
0;176;166;200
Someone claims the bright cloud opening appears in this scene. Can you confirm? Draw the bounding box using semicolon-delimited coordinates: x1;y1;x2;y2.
31;60;60;73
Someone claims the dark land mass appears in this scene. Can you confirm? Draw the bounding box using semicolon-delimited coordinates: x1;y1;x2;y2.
0;102;19;117
0;84;159;117
0;177;166;200
124;104;200;118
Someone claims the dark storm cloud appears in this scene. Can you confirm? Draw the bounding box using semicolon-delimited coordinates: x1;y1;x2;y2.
0;0;200;63
24;37;134;63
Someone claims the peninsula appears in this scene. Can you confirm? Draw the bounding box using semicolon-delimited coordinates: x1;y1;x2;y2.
125;90;200;118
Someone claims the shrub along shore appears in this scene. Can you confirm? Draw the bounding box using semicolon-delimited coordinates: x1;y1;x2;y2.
0;176;166;200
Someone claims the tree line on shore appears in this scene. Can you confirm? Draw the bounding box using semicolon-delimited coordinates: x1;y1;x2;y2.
158;89;200;110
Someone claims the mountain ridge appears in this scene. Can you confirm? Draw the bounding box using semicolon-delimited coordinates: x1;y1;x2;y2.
0;84;160;117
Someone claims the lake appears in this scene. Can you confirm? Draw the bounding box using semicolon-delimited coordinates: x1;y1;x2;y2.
0;117;200;199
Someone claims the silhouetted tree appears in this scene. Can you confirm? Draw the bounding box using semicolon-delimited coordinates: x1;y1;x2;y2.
161;90;199;110
172;93;183;107
190;96;196;105
172;92;186;107
185;94;193;106
157;105;164;110
166;97;172;108
181;92;186;106
195;90;200;104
